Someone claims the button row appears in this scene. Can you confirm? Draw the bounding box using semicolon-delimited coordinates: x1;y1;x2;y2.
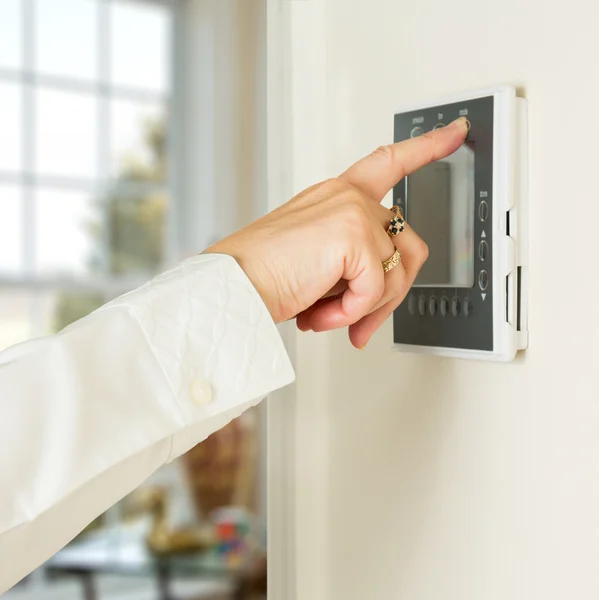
408;294;473;317
411;123;447;138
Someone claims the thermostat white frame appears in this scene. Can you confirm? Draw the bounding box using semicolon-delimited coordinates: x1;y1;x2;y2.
392;85;528;362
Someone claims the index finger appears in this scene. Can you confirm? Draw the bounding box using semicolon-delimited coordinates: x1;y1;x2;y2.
339;116;469;202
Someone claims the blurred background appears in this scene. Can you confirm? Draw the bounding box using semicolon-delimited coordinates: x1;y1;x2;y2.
0;0;269;598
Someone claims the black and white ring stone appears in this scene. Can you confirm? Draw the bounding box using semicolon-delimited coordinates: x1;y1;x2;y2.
387;212;405;237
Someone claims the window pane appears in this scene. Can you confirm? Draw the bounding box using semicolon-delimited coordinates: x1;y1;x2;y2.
35;88;98;179
110;1;171;94
0;0;21;70
111;99;166;182
0;185;23;274
103;187;168;277
0;290;33;351
0;81;22;172
35;0;98;81
35;188;97;275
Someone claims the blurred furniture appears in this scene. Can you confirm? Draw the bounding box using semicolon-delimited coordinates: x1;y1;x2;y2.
43;523;250;600
46;410;267;600
181;413;259;519
180;412;266;599
123;487;216;555
3;574;231;600
232;555;267;600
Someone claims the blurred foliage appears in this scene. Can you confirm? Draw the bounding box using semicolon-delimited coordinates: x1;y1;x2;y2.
52;291;105;333
53;116;168;333
107;189;167;277
107;117;168;277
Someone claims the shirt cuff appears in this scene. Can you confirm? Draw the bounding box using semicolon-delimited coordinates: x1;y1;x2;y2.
98;252;295;454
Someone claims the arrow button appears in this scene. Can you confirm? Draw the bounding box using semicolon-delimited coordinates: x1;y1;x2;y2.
479;240;489;261
481;230;487;238
478;270;489;291
481;293;487;301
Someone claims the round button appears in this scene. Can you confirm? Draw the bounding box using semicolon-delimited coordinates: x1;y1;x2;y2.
410;126;424;138
451;296;461;317
428;296;437;316
408;294;418;315
464;298;473;317
433;122;446;130
479;240;489;261
190;378;213;406
440;296;449;316
418;295;427;316
479;200;489;222
479;270;489;291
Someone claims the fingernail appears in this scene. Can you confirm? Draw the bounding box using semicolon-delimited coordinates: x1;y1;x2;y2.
451;116;470;132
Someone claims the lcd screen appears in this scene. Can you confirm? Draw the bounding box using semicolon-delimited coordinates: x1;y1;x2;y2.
407;142;475;288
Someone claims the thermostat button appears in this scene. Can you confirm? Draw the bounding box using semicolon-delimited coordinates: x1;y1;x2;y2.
479;200;489;222
451;297;461;317
418;295;427;316
410;126;424;138
464;298;473;317
408;294;418;315
479;240;489;261
440;296;449;317
428;296;437;316
479;270;489;291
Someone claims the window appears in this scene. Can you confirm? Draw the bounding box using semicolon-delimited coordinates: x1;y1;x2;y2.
0;4;270;597
0;0;177;348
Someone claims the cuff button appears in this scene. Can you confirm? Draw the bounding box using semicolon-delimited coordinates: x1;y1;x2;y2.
190;379;213;406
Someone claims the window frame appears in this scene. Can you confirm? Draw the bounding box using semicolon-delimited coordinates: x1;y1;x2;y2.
0;0;193;588
0;0;183;302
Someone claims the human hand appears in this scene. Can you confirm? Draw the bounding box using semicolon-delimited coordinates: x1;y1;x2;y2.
205;117;469;349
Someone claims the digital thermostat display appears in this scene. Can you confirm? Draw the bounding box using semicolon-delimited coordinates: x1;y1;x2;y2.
408;142;475;288
391;85;528;362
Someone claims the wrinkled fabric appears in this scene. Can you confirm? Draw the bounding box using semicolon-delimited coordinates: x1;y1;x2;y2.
0;253;295;593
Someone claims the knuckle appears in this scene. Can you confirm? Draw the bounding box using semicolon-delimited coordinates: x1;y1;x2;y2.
415;239;430;263
342;192;368;223
371;144;396;166
345;192;365;212
421;131;435;144
320;176;349;195
371;273;386;302
392;273;407;297
420;132;439;162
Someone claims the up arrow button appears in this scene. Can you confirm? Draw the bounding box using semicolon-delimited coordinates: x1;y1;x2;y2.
481;230;487;238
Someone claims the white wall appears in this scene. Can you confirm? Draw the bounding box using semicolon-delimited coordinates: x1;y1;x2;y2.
277;0;599;598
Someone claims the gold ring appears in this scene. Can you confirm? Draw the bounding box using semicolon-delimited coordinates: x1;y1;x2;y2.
387;205;405;237
382;248;402;273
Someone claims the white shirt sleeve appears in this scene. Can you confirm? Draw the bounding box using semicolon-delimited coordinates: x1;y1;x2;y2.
0;253;295;594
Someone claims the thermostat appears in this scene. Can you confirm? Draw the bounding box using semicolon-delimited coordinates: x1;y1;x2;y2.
392;85;528;361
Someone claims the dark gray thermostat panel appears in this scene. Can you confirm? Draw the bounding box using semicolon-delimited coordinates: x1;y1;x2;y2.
391;86;528;362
